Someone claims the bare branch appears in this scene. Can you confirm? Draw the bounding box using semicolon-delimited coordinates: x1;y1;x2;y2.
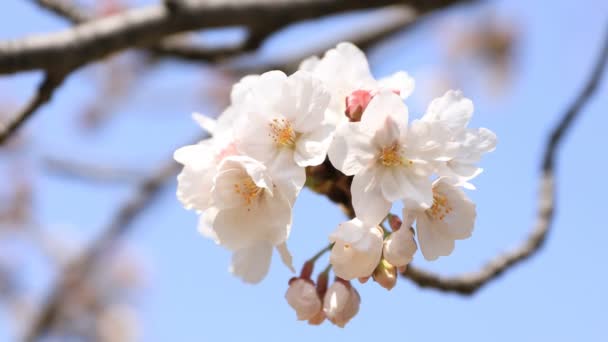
2;0;474;74
24;157;182;341
43;156;147;184
401;24;608;295
0;72;67;145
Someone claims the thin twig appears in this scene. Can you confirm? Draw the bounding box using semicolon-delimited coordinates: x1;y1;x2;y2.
0;71;67;145
43;156;147;184
401;24;608;295
24;159;181;341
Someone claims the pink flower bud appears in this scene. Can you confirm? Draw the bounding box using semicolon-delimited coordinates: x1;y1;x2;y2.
345;89;372;122
285;279;322;321
323;280;360;328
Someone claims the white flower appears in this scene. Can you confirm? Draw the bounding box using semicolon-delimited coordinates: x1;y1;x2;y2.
329;218;383;280
300;42;415;125
329;91;436;225
421;90;497;188
285;279;322;321
383;226;417;268
208;155;295;283
404;178;476;261
235;70;332;202
323;281;360;328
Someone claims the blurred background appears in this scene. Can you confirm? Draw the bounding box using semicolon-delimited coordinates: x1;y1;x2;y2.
0;0;607;341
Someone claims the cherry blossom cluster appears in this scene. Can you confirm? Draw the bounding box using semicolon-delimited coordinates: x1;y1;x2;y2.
174;42;496;326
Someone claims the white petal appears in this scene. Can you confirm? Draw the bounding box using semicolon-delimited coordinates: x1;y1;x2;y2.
192;112;217;135
351;167;391;226
276;242;295;273
230;242;273;284
266;149;304;206
416;214;454;261
361;91;408;132
378;71;415;99
173;141;215;170
294;124;333;167
379;166;433;206
423;90;473;131
383;226;417;267
327;122;375;176
176;165;215;211
197;208;219;243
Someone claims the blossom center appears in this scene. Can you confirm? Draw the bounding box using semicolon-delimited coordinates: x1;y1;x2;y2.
426;192;453;221
379;144;403;167
269;118;296;148
234;177;263;206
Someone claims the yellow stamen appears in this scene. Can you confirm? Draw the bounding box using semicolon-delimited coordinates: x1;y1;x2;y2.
234;177;263;206
426;192;453;221
379;143;404;167
269;118;296;148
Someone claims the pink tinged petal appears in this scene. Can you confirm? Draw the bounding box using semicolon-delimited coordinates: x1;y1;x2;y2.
176;165;214;211
378;71;415;99
266;149;304;206
433;179;476;240
276;242;295;273
212;168;251;209
248;70;288;107
416;214;455;261
351;167;391;226
285;279;322;320
230;74;260;103
294;124;333;167
423;90;473;131
191;112;217;135
383;226;417;267
328;122;375;176
173;141;215;170
329;219;383;280
278;71;331;132
361;91;408;132
197;208;219;244
298;55;320;72
230;241;273;284
379;166;433;206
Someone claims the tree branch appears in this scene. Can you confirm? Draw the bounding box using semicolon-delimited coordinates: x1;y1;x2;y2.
24;158;182;341
2;0;474;74
0;71;67;145
401;24;608;295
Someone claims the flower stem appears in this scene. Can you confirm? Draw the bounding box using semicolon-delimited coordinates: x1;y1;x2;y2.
307;243;333;264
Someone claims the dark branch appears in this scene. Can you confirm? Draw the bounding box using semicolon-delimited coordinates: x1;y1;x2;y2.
0;72;67;145
401;24;608;295
2;0;474;74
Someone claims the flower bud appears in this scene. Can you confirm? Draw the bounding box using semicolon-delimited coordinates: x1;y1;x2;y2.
308;310;325;325
383;227;417;267
329;219;383;280
345;89;373;122
372;259;397;290
323;280;360;328
387;213;402;231
285;279;322;321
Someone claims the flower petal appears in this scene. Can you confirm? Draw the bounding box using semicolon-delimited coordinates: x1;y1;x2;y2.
328;122;375;176
351;167;391;226
230;241;273;284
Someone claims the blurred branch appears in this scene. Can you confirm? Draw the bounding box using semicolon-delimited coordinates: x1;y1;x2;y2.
31;0;273;63
43;156;147;184
25;157;182;341
0;71;67;145
401;24;608;295
2;0;475;74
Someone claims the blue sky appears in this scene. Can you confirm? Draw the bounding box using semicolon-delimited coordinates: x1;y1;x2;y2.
1;0;607;341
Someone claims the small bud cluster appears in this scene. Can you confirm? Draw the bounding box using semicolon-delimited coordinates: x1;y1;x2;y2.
174;42;496;324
